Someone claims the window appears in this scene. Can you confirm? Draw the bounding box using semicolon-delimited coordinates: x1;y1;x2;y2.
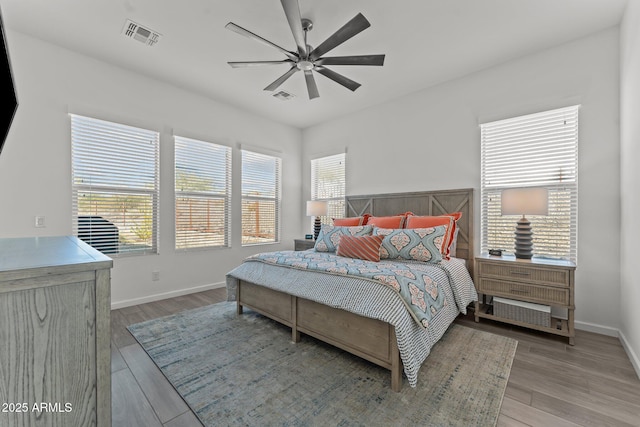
241;149;281;245
175;136;231;250
71;114;159;256
311;153;346;225
480;105;579;261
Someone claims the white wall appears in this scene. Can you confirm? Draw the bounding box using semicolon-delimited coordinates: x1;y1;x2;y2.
620;1;640;375
0;31;302;307
0;24;628;339
302;28;621;333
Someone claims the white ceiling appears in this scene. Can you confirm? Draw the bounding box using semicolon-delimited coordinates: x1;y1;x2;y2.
1;0;629;129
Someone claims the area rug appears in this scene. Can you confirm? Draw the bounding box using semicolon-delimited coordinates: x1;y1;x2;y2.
127;302;517;427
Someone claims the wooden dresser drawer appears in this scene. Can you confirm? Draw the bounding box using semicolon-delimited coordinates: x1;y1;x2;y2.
477;262;570;287
477;278;570;306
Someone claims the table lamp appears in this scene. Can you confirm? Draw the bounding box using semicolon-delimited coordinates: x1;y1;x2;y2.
501;188;548;259
306;200;328;240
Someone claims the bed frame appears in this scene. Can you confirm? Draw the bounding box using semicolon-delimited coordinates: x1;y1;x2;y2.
236;188;474;391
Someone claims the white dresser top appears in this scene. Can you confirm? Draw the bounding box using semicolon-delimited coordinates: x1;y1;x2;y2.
0;235;112;273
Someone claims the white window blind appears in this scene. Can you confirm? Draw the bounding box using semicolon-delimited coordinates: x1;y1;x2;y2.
480;105;579;262
311;153;346;225
175;136;231;250
71;114;160;256
241;149;281;245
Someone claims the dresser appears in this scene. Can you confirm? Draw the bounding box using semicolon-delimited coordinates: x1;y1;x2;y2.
474;254;576;345
0;236;113;426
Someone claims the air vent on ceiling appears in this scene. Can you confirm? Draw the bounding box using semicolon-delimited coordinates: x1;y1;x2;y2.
273;91;295;101
122;19;161;46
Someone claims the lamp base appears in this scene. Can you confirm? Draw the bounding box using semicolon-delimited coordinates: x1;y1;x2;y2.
313;217;322;240
514;216;533;259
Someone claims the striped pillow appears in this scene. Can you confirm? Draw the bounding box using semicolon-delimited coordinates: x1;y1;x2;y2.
336;234;384;262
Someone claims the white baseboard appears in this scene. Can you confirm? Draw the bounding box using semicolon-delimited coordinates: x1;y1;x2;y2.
574;320;619;337
575;321;640;379
619;330;640;380
111;281;226;310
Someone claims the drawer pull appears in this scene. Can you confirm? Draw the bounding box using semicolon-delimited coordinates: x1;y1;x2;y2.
509;288;530;294
509;271;530;276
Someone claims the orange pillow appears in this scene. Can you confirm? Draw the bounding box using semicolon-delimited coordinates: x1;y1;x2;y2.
336;234;384;262
405;212;462;259
333;216;364;226
333;214;371;226
445;212;462;256
404;215;451;228
367;215;405;229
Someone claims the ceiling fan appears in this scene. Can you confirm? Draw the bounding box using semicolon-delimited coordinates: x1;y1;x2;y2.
226;0;385;100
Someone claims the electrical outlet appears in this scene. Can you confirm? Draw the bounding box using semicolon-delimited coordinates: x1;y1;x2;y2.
151;271;160;281
35;216;45;228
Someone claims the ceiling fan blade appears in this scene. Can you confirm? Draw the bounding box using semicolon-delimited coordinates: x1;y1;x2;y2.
304;70;320;99
309;13;371;61
280;0;307;57
264;66;299;91
226;22;298;60
315;66;361;92
228;60;294;68
315;54;385;67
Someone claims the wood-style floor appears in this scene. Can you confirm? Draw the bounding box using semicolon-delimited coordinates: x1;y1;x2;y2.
111;288;640;427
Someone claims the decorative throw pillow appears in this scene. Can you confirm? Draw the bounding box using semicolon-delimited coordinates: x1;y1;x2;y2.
314;225;373;252
404;212;462;259
367;215;406;229
336;234;384;262
333;216;365;226
373;226;446;263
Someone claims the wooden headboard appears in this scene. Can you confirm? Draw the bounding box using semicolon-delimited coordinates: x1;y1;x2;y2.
345;188;474;276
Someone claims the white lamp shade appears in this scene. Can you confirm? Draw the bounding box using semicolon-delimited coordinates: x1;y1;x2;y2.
306;200;328;216
501;188;548;216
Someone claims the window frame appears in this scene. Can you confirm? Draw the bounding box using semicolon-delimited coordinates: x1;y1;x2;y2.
480;105;579;262
174;135;232;251
241;149;282;246
311;152;346;226
71;114;160;256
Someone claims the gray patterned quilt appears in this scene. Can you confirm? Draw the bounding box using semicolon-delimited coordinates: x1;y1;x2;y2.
226;250;477;387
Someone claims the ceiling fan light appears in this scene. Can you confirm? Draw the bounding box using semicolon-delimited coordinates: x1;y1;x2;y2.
297;60;314;71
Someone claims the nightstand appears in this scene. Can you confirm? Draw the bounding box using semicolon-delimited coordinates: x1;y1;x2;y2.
294;239;316;251
474;254;576;345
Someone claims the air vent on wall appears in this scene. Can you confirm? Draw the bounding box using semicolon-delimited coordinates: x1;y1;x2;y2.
273;90;295;101
122;19;161;46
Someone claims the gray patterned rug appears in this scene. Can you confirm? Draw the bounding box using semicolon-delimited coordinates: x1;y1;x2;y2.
127;302;517;427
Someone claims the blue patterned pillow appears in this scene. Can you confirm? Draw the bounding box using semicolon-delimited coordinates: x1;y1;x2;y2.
373;226;446;263
314;225;373;252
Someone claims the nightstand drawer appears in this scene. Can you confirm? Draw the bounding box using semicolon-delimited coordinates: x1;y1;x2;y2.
477;278;570;306
477;262;570;287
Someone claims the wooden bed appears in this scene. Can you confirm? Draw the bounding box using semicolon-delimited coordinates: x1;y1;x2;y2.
235;188;474;391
